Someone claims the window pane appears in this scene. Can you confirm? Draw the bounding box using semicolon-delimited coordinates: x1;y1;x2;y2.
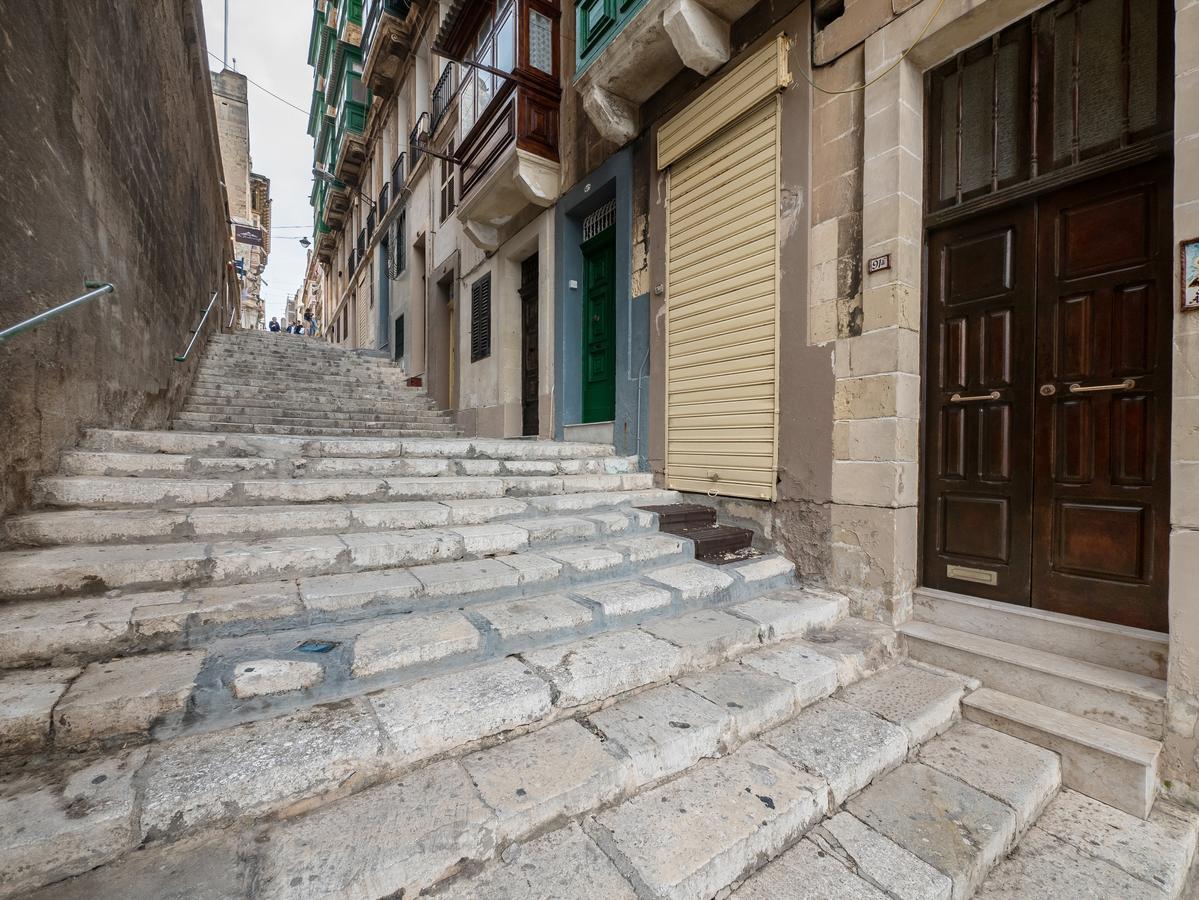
960;54;994;194
461;72;476;133
496;9;515;72
1077;0;1123;152
939;71;959;201
530;10;553;73
476;66;493;113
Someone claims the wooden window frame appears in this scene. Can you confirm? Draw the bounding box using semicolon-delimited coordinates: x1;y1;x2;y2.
470;273;492;362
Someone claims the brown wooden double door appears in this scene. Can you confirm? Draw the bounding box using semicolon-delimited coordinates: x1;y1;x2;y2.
921;162;1172;631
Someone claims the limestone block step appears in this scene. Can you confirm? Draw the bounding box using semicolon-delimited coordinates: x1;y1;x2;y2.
4;610;930;900
80;429;618;460
976;791;1199;899
188;378;429;402
0;535;704;667
900;620;1166;739
6;490;651;547
0;506;670;601
962;686;1161;818
182;395;445;415
173;412;459;431
173;421;460;437
192;366;413;386
108;445;635;482
32;472;658;511
177;406;454;425
914;587;1168;680
846;723;1062;899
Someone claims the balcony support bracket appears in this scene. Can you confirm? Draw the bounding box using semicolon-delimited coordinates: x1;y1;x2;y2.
663;0;730;76
581;84;640;146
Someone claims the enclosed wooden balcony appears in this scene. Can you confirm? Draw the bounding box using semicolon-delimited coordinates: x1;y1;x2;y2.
361;0;415;94
434;0;562;251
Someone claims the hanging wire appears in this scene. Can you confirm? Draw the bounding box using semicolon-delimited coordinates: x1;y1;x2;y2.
795;0;949;95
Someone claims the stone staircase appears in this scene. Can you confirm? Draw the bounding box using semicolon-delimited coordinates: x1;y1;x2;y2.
0;331;1194;899
176;331;459;437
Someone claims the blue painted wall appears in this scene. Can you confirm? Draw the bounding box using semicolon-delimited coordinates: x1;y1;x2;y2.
554;146;650;466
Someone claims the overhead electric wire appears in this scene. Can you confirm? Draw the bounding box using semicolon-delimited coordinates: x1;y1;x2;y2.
208;51;310;115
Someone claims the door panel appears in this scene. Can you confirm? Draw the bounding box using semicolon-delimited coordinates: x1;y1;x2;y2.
922;205;1036;603
581;230;615;423
520;254;539;436
1031;163;1171;631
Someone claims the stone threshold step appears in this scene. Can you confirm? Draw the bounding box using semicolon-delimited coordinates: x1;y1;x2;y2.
56;449;638;482
3;562;807;754
0;505;673;601
963;686;1161;819
33;472;658;511
81;429;618;459
0;534;778;668
914;586;1169;680
4;601;909;898
171;422;460;438
900;620;1165;740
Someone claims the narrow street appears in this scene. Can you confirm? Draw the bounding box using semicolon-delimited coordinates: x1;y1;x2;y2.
0;0;1196;898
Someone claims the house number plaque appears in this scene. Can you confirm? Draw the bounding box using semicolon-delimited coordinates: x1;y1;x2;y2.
867;253;891;274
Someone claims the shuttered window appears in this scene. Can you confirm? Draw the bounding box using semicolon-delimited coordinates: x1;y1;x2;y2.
470;273;491;362
661;38;788;502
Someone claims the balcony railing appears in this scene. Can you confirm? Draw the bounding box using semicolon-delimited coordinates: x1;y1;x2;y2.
391;151;406;192
366;207;376;238
409;113;428;169
348;248;357;275
363;0;411;55
430;63;456;133
378;181;390;218
357;228;366;259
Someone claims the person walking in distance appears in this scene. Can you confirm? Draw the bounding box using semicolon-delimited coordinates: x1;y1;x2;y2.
269;317;280;333
304;308;316;337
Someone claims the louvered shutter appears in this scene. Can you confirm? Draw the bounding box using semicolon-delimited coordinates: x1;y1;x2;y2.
470;273;491;362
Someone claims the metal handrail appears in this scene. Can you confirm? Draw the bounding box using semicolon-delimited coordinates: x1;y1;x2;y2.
0;281;115;344
174;289;219;362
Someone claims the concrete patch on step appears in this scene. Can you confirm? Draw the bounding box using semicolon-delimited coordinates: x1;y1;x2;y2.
231;659;324;699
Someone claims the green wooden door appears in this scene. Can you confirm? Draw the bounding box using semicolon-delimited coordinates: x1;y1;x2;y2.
581;228;616;422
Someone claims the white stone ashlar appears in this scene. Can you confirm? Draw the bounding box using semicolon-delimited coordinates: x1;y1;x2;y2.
581;83;641;147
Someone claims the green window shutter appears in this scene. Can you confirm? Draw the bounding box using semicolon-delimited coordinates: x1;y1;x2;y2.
471;274;491;362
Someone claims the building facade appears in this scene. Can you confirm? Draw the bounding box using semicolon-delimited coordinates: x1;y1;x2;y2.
211;69;270;329
307;0;1198;803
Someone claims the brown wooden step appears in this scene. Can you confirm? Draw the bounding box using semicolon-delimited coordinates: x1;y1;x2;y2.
637;503;717;530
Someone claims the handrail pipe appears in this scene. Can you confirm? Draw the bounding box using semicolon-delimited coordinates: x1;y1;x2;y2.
0;281;115;344
175;289;220;362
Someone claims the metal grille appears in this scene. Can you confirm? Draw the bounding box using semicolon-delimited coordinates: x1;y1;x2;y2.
582;200;615;241
387;211;406;279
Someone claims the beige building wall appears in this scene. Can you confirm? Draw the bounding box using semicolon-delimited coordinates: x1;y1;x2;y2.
805;0;1199;800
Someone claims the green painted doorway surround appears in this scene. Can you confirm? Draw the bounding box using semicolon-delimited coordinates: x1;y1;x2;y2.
581;227;616;422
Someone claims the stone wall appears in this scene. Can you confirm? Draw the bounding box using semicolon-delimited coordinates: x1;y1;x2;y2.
0;0;235;519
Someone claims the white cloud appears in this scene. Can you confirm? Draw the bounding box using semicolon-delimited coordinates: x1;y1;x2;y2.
201;0;314;324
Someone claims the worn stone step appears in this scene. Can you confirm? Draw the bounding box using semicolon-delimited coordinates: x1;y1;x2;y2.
193;364;412;384
845;721;1063;899
80;429;618;460
182;395;443;415
170;420;459;437
51;449;636;483
3;601;916;899
962;686;1161;818
976;790;1199;899
0;535;729;668
33;472;657;511
913;587;1169;680
900;620;1166;740
174;411;460;429
0;562;806;754
0;504;678;600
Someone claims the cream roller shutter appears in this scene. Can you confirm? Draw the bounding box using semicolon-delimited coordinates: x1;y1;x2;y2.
664;88;781;501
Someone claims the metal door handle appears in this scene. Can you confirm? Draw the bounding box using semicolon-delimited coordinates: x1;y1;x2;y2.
1068;378;1136;393
949;391;1000;403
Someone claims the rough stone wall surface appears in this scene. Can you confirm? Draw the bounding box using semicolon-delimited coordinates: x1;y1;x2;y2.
1166;0;1199;808
0;0;234;519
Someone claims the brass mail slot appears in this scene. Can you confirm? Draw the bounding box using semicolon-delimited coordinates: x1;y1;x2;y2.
946;565;998;586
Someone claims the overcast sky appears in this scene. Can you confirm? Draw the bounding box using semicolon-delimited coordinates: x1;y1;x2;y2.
201;0;313;324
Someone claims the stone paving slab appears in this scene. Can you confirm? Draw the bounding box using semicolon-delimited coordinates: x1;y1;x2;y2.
795;618;901;687
741;642;841;706
472;594;593;640
679;663;801;743
574;580;674;618
731;836;891;899
974;825;1167;900
254;760;497;900
846;762;1017;900
429;824;638;900
644;608;761;667
0;667;78;753
521;630;685;708
462;720;633;842
918;721;1061;832
811;812;953;900
54;650;205;745
231;658;324;698
763;698;908;805
590;682;731;783
645;562;736;602
837;662;967;744
350;611;481;678
729;588;847;641
589;742;828;900
368;658;553;765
